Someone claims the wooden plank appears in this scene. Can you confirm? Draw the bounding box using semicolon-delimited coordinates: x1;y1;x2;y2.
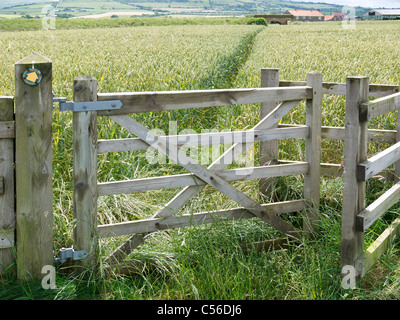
0;229;14;249
341;76;369;271
96;86;312;115
278;160;343;177
73;76;98;270
355;217;400;278
110;114;298;236
360;92;400;121
280;81;399;97
97;124;307;154
356;181;400;232
303;72;323;233
0;97;15;275
395;83;400;182
97;126;308;154
15;53;53;280
0;121;15;139
279;124;396;143
260;68;280;198
357;141;400;181
368;84;400;97
98;200;307;238
98;163;309;196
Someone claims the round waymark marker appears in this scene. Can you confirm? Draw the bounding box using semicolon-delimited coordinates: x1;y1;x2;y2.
22;68;42;86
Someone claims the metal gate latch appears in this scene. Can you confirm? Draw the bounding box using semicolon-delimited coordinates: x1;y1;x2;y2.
54;246;88;264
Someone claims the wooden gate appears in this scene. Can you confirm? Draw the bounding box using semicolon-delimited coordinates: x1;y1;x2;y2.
71;71;323;269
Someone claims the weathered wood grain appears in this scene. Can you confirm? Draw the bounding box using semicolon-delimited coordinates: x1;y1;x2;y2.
341;76;369;273
259;68;280;198
303;72;322;233
357;141;400;181
98;163;309;196
98;200;306;238
15;53;53;280
73;76;98;270
0;97;15;275
355;217;400;278
360;92;400;121
356;181;400;232
280;80;399;97
97;86;312;115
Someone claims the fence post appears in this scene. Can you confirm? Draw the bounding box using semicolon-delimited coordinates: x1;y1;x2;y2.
15;53;53;280
73;76;98;271
0;97;15;276
303;71;323;234
341;76;369;275
395;83;400;181
259;68;279;199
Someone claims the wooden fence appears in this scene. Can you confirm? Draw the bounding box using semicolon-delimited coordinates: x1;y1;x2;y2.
1;52;400;283
342;77;400;278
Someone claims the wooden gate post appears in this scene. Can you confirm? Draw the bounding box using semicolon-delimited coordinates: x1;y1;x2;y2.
73;76;98;271
0;97;16;276
341;76;369;275
15;53;53;280
259;68;279;199
304;71;323;233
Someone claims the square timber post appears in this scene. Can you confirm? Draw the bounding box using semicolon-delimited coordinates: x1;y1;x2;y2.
15;52;53;281
72;76;98;273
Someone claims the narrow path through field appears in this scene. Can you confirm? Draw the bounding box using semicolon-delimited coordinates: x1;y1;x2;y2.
197;27;264;90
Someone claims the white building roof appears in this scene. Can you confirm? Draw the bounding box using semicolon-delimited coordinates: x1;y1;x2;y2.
365;9;400;16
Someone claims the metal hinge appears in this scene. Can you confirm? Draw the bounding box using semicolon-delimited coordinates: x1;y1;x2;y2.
54;246;88;264
52;94;122;112
60;100;122;112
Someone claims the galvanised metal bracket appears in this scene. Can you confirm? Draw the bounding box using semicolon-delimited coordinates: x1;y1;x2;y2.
54;246;88;264
52;92;122;112
59;100;122;112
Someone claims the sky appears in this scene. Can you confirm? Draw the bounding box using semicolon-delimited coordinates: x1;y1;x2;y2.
291;0;400;8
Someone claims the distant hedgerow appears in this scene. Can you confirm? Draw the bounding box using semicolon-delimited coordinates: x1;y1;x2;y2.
247;17;268;26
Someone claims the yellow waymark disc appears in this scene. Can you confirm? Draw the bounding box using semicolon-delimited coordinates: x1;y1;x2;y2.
22;68;42;86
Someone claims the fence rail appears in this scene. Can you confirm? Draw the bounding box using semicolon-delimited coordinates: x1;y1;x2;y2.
97;86;312;115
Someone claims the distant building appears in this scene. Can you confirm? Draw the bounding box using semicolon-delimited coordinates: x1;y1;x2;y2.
333;12;347;20
325;12;347;21
285;9;324;22
364;9;400;20
324;15;340;21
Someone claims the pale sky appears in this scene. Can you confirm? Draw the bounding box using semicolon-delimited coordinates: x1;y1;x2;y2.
291;0;400;8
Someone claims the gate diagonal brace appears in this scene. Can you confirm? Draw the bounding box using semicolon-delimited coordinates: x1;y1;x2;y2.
110;114;297;237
